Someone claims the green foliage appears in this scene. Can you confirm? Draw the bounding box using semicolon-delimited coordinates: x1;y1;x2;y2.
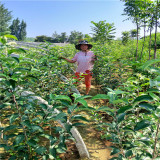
1;32;160;159
0;2;12;32
0;33;89;159
121;31;130;45
95;59;160;159
68;30;84;44
91;20;116;44
9;18;27;41
34;35;53;42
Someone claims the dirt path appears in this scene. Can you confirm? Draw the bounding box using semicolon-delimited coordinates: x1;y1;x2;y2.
76;83;112;160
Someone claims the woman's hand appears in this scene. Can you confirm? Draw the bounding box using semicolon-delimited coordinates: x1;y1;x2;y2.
59;56;76;63
91;55;98;62
59;56;65;60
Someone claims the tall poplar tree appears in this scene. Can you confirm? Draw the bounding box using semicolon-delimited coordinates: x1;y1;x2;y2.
9;18;20;39
10;18;27;41
19;20;27;41
0;2;12;32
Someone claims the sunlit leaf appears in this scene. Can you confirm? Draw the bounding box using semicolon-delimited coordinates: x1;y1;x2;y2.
5;34;18;40
141;59;160;70
8;48;26;54
55;95;71;102
92;94;109;100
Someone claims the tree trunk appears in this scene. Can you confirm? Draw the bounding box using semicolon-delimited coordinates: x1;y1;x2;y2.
136;19;139;61
140;20;146;60
149;28;152;60
154;1;158;59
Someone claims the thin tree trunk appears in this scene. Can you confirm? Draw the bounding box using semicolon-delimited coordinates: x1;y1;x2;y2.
154;1;158;59
149;28;152;60
140;20;146;60
154;22;157;59
136;19;139;61
149;17;153;60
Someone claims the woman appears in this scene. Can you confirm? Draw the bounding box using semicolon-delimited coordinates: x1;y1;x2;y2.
60;40;97;95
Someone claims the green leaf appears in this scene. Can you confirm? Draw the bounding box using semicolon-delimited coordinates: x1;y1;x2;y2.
27;139;37;147
40;104;48;110
49;147;56;159
4;125;17;132
139;102;156;111
55;95;71;102
10;114;19;124
76;98;88;107
149;92;160;101
71;115;89;122
97;106;115;117
9;79;16;89
8;48;26;54
0;103;12;109
8;156;17;160
134;120;151;131
22;120;31;128
72;123;85;126
91;94;109;100
141;59;160;70
138;139;151;146
35;146;47;155
109;158;118;160
11;57;19;63
0;73;8;78
5;34;18;40
125;150;133;158
56;147;66;153
110;146;121;155
14;134;25;145
117;113;126;123
54;112;67;121
43;155;49;160
133;95;153;104
147;88;160;93
117;106;133;114
6;134;17;139
31;125;43;132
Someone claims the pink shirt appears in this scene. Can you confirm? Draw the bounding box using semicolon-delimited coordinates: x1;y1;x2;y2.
72;51;95;73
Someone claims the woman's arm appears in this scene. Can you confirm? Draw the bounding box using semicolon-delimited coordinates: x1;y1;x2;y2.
91;55;98;63
59;57;76;63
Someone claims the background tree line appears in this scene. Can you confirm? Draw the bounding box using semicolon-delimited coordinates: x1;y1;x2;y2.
0;0;160;59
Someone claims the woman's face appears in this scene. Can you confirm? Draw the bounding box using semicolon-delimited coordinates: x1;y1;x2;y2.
80;44;88;51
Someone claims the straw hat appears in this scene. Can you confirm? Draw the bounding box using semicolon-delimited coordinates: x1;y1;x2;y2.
75;40;93;50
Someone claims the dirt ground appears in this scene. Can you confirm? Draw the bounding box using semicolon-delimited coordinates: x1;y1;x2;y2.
69;82;112;160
